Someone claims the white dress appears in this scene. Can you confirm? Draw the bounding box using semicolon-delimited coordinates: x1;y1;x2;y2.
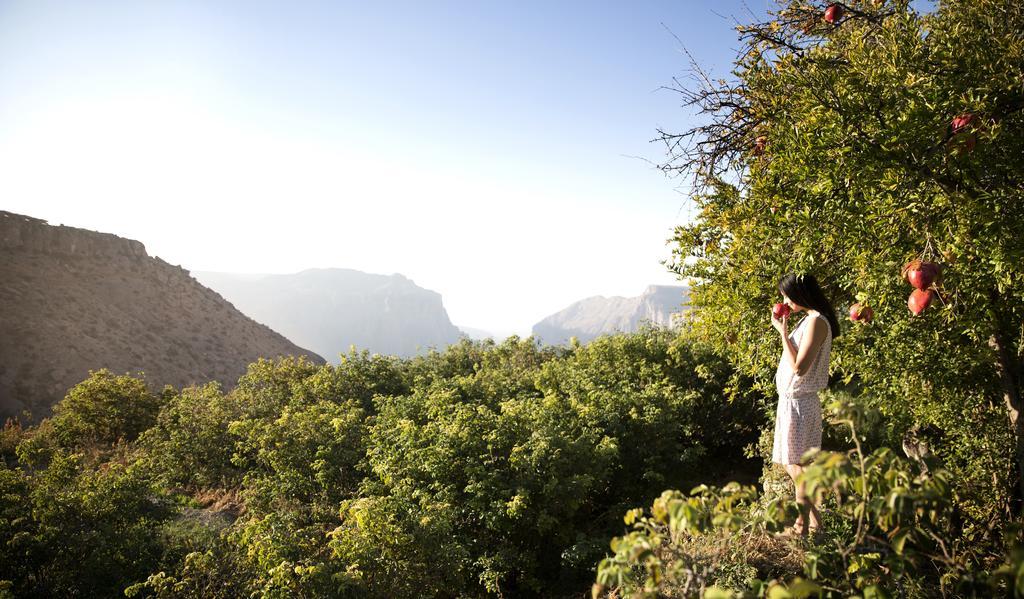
772;311;832;465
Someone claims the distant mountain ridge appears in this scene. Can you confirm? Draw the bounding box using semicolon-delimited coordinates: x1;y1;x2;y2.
192;269;465;362
532;284;689;345
0;210;325;422
457;325;498;341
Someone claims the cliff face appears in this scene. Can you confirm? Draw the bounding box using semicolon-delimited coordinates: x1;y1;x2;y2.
1;212;148;258
531;285;690;346
0;210;325;422
193;269;465;363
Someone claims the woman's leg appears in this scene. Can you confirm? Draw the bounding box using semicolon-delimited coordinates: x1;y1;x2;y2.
783;463;822;534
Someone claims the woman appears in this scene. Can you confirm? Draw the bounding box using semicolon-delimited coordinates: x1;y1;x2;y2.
770;272;840;536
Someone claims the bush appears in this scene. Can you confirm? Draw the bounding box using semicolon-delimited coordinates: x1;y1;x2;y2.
12;452;170;597
222;399;368;596
137;382;245;490
292;346;409;414
328;326;763;597
47;368;161;450
0;330;767;597
594;398;1022;598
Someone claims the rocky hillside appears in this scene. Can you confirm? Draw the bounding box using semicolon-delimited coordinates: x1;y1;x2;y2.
192;269;465;362
532;285;689;345
0;210;325;422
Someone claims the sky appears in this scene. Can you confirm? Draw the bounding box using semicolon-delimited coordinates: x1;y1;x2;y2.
0;0;929;337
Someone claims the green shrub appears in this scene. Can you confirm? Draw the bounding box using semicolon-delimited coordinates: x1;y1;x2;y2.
137;382;244;489
19;452;169;597
42;368;161;451
292;346;409;414
326;326;763;597
594;398;1022;598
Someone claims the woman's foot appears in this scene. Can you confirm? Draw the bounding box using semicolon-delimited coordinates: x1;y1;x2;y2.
807;509;823;534
777;518;807;537
779;514;823;538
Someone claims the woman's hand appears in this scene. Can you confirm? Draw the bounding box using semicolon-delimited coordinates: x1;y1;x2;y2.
771;309;788;335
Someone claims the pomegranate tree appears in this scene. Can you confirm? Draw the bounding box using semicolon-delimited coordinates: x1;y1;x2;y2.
659;0;1024;516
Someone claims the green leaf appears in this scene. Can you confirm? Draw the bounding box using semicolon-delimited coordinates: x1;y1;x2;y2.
703;587;735;599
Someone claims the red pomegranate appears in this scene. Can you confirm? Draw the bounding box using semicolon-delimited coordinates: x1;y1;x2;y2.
903;260;939;290
849;303;873;323
949;113;980;153
824;3;843;24
773;302;791;319
951;113;978;134
908;289;934;315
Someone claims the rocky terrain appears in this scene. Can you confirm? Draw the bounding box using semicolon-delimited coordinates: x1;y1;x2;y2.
532;284;689;345
0;210;324;422
193;269;465;362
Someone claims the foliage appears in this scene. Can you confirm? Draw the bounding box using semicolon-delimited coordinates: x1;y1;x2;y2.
0;418;29;468
1;325;762;597
124;547;248;599
137;382;246;489
225;398;368;597
294;346;410;414
594;398;1023;598
534;328;764;503
3;451;171;597
54;369;163;445
5;3;1023;596
0;464;36;594
663;0;1024;522
230;355;324;420
324;326;762;597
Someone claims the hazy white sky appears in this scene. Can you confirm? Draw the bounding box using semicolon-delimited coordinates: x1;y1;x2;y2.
0;0;773;336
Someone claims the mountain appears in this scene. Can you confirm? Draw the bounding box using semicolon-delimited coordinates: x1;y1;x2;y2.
531;284;690;345
192;269;465;363
456;326;498;341
0;210;325;422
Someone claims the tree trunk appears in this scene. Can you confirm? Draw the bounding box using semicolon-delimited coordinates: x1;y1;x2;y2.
988;291;1024;517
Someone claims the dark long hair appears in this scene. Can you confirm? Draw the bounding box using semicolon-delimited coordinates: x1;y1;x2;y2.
778;273;841;338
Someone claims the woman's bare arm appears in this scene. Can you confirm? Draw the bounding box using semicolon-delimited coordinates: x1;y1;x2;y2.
782;317;827;376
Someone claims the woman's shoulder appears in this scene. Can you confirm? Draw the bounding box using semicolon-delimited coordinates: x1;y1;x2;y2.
809;311;833;337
